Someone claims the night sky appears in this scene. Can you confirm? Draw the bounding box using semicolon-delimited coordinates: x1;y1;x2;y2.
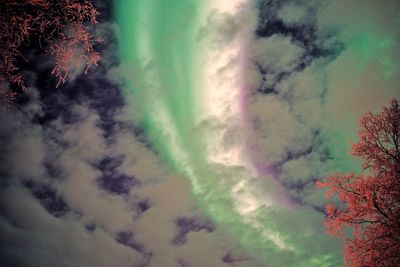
1;0;399;266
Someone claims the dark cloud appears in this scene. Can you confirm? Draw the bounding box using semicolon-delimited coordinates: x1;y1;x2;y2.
0;2;255;266
96;156;138;195
2;0;397;266
172;216;215;246
23;181;70;218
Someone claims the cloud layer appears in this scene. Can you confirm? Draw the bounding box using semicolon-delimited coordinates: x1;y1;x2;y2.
1;0;399;267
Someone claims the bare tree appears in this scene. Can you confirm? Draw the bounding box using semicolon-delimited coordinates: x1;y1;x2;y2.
317;99;400;266
0;0;101;108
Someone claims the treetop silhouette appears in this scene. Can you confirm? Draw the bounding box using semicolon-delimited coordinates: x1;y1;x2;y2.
0;0;101;108
318;99;400;266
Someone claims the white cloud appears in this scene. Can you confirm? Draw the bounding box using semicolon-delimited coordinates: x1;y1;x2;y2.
0;98;254;266
251;35;304;73
277;4;307;25
0;185;143;267
2;1;400;266
247;94;314;164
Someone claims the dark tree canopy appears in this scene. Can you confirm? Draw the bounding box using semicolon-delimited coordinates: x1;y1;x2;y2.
318;99;400;266
0;0;101;108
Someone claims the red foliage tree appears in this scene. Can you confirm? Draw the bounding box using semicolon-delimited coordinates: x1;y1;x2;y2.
317;99;400;266
0;0;101;108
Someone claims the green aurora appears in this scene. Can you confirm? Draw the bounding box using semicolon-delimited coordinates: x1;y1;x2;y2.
116;0;398;266
117;1;342;266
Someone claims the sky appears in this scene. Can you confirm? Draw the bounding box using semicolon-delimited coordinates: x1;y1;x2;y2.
0;0;399;267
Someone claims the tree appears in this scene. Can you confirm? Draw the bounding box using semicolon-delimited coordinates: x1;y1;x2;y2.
317;99;400;267
0;0;101;108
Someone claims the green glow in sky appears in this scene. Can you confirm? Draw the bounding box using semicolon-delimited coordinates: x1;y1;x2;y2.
349;31;395;77
117;0;203;171
117;1;342;266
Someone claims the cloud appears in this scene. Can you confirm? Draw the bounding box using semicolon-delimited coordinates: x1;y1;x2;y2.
252;35;304;74
2;1;399;267
234;0;400;264
247;94;314;164
277;3;308;25
0;11;256;267
245;0;400;202
0;91;256;266
0;185;143;267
